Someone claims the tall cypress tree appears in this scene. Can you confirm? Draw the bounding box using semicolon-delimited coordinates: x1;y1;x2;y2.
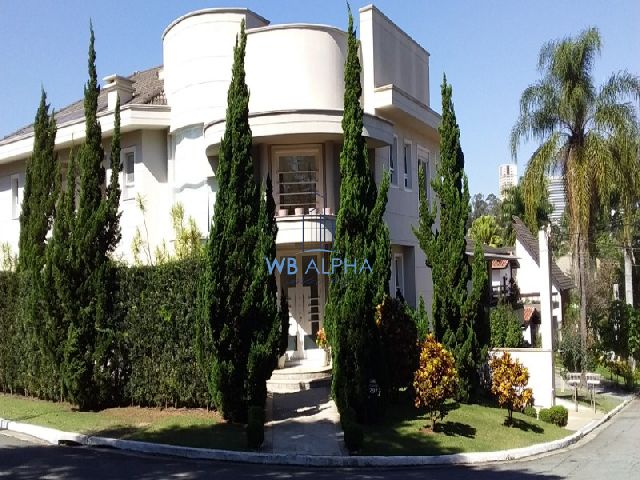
59;23;122;410
18;90;58;273
17;89;59;398
200;21;262;422
324;8;391;421
246;174;280;408
413;77;485;401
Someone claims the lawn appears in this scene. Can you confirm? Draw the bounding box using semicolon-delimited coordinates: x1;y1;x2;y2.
0;394;246;450
555;390;622;413
362;395;570;456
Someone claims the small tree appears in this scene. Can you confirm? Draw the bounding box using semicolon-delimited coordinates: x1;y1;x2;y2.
489;351;533;425
490;302;523;348
413;334;458;431
412;295;430;342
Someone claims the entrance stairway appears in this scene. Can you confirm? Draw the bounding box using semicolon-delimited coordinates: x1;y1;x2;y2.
267;363;332;393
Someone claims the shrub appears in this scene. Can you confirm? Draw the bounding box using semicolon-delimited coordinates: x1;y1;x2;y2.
490;303;522;348
376;295;419;399
539;406;568;427
413;334;458;431
523;405;537;419
246;405;265;449
489;351;533;425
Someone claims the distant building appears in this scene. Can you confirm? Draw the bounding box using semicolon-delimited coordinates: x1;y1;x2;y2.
547;175;566;224
498;163;518;198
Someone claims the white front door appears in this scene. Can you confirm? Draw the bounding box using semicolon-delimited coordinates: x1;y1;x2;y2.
279;253;325;361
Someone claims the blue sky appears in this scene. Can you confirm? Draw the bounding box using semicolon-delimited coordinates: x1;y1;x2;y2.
0;0;638;195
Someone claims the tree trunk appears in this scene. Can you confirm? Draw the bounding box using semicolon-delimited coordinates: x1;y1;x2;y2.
578;234;588;366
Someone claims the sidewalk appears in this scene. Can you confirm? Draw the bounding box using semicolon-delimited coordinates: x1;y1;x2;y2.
265;386;346;456
554;371;633;431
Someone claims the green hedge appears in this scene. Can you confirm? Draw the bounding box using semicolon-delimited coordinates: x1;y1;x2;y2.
0;272;20;394
0;259;209;408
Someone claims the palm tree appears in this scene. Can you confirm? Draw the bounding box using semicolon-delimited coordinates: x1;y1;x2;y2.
511;27;640;353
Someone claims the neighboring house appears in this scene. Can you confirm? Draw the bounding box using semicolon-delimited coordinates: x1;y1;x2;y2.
0;5;441;365
512;216;574;338
465;239;519;306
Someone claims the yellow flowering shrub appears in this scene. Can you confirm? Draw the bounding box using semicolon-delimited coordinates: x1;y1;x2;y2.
413;334;458;431
489;352;533;425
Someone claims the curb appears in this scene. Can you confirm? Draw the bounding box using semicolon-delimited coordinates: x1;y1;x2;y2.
0;397;633;467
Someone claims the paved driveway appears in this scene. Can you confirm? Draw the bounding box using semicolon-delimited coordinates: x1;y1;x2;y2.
1;399;638;479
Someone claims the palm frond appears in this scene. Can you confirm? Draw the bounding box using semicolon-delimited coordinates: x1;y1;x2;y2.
521;133;560;230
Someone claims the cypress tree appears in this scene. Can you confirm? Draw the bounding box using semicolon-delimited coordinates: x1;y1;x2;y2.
200;21;263;422
324;7;391;421
18;89;58;273
246;174;280;408
17;89;59;398
44;148;76;401
413;77;485;401
59;23;122;410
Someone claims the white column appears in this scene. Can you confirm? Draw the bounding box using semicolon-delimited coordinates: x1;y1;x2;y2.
624;248;634;306
538;227;556;406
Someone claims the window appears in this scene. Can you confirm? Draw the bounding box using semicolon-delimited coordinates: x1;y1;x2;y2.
389;136;397;186
11;175;20;219
122;148;135;199
418;147;431;204
393;253;404;300
403;141;412;190
273;145;323;215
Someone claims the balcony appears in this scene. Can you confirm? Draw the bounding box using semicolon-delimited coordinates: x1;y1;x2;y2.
276;207;336;246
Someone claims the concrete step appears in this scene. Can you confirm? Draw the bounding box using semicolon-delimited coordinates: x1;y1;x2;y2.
267;375;331;393
269;368;332;382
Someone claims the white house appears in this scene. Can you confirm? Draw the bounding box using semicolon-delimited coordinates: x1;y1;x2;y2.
513;216;574;337
0;5;441;365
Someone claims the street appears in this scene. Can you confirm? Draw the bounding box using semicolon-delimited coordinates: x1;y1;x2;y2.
1;399;638;479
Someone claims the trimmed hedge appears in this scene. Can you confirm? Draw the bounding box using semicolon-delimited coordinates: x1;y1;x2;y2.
539;406;568;427
0;259;209;409
0;271;20;395
119;259;209;408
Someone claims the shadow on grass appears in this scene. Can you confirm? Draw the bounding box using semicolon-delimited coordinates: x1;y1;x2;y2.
505;418;544;434
89;422;247;451
436;421;476;438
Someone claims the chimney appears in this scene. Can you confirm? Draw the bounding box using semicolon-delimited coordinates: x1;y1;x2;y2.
103;74;134;111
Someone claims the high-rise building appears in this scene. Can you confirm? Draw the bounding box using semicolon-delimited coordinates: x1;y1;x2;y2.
548;175;566;224
498;163;518;198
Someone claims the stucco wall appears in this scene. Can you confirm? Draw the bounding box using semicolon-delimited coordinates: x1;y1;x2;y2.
491;348;556;408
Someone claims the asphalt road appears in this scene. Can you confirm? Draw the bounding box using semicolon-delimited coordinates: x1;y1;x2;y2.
1;399;638;480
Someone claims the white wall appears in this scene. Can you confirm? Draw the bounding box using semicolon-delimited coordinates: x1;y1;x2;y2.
246;26;347;114
0;160;25;258
491;348;555;408
163;9;268;133
360;5;430;114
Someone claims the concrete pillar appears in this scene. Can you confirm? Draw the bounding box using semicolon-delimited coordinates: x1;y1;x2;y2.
624;248;634;306
538;227;556;406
